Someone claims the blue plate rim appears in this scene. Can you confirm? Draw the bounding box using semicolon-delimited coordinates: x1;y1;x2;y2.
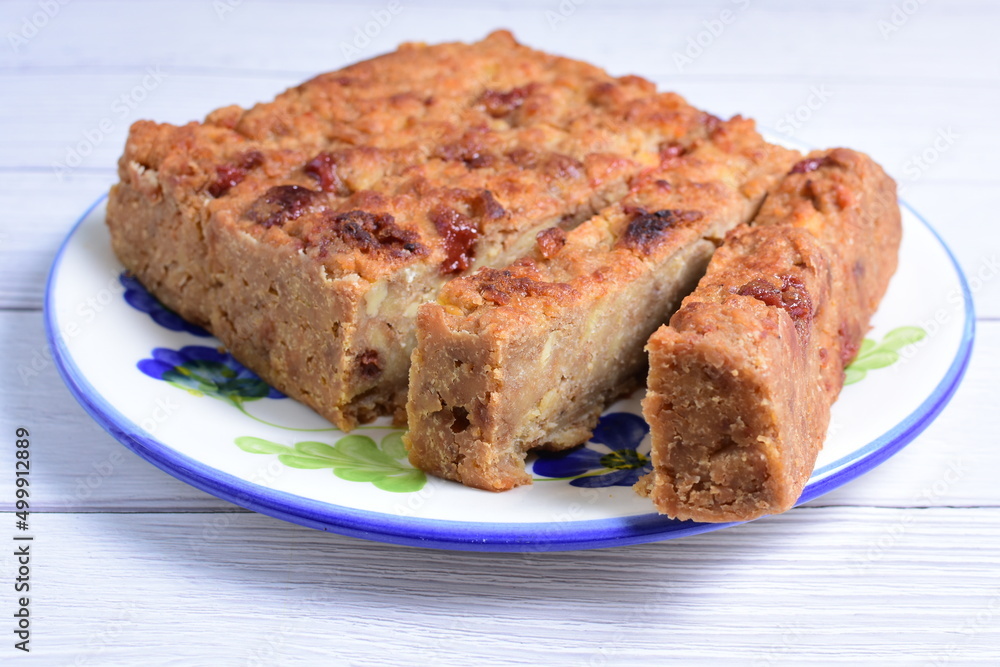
44;195;975;552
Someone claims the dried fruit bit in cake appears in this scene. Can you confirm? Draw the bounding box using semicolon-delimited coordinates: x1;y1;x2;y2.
304;152;351;195
617;208;703;255
208;150;264;197
535;227;566;259
356;349;383;379
430;205;479;275
736;274;813;325
478;84;535;118
305;210;425;260
789;156;832;174
246;185;318;228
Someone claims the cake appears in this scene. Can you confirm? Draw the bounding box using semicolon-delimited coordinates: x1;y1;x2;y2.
107;31;902;520
637;148;901;521
107;30;724;430
404;117;799;491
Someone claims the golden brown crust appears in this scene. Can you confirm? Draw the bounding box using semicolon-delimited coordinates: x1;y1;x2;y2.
639;148;901;522
107;31;724;429
404;118;800;491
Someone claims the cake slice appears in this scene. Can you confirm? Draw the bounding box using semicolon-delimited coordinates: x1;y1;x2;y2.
404;117;799;491
637;148;901;522
107;31;724;430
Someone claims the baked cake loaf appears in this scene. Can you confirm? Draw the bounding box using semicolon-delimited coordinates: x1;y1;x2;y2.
637;148;901;522
107;30;726;430
405;117;799;491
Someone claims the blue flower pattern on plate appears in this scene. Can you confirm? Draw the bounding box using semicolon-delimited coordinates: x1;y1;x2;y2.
120;272;211;337
532;412;652;487
138;345;286;406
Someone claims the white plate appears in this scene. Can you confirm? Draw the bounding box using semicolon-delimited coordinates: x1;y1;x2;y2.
45;196;974;551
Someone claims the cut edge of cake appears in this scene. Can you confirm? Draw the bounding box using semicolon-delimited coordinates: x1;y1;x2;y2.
404;117;801;490
637;148;901;522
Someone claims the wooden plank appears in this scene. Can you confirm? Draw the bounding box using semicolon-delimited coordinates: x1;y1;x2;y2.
0;311;237;511
5;507;999;663
0;1;997;662
0;172;114;309
0;74;298;173
2;0;998;86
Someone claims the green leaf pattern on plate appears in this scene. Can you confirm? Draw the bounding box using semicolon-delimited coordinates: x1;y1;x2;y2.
845;326;926;385
235;432;426;493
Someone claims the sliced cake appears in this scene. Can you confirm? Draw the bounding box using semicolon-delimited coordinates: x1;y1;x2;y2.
405;117;799;490
108;31;724;429
637;148;901;521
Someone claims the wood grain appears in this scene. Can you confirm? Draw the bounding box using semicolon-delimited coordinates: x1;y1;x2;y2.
0;0;997;661
7;509;1000;664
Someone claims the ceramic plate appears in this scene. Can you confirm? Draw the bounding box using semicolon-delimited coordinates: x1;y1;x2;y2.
46;196;973;551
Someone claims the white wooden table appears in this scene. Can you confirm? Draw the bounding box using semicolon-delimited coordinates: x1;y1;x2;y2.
2;1;998;664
